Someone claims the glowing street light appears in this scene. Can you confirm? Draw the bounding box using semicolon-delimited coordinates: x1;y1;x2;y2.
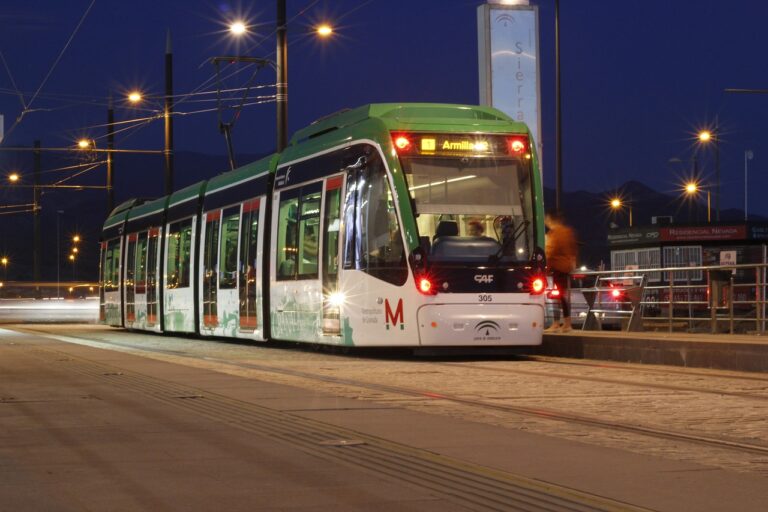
73;235;80;243
698;130;712;143
77;138;93;149
316;24;333;38
230;21;247;36
609;197;633;227
8;173;19;183
127;91;143;103
684;181;711;223
68;254;75;262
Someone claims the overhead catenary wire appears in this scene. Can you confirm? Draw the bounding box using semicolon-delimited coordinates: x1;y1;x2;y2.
3;0;97;142
177;0;320;109
0;50;27;111
0;203;35;210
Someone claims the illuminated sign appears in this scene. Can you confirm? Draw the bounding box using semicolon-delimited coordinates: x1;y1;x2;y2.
477;3;542;174
396;132;528;158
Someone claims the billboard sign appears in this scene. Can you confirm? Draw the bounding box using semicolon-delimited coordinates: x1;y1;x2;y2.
477;2;541;172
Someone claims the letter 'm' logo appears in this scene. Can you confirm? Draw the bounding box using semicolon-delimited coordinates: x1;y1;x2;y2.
385;298;404;330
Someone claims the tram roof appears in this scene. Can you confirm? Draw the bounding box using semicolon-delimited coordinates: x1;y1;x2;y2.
204;154;277;196
290;103;529;145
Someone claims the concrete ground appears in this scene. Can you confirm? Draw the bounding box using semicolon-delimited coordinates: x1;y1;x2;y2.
2;326;768;511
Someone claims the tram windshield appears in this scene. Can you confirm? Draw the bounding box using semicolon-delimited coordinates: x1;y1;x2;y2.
401;156;534;263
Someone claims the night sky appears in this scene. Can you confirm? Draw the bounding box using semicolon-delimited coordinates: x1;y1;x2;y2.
1;0;767;214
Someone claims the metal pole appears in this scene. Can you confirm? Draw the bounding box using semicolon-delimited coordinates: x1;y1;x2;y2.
707;191;711;224
668;274;674;333
33;140;41;291
56;210;62;299
554;0;562;214
164;30;174;195
715;117;720;222
107;95;115;213
276;0;288;152
745;150;753;221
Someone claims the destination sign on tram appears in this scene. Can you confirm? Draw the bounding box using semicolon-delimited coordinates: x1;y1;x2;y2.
392;132;529;158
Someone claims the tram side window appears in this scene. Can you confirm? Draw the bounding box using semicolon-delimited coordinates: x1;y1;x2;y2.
297;190;321;278
359;157;407;285
276;196;298;279
220;208;240;289
103;238;121;292
277;184;322;280
166;219;193;288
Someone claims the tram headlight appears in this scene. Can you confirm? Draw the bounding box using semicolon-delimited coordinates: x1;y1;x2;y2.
327;291;345;307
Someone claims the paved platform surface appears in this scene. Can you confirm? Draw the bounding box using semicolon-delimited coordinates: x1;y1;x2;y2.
542;330;768;373
2;326;768;511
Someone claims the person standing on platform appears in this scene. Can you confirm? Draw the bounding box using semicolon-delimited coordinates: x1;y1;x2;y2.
545;213;578;332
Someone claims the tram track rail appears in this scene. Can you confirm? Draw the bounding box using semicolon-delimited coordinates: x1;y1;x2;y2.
431;361;768;402
20;327;768;460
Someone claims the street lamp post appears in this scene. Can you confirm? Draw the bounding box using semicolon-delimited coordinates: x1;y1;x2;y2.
698;127;720;222
107;95;115;213
745;150;754;221
56;210;63;299
685;182;711;224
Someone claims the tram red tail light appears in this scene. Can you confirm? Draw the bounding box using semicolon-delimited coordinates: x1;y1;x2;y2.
415;274;437;295
530;276;546;294
507;136;528;154
547;283;560;299
392;134;412;153
610;288;624;300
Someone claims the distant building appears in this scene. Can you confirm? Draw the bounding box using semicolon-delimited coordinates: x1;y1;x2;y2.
608;220;768;281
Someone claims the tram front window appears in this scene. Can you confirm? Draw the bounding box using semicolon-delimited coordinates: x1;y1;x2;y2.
402;157;534;263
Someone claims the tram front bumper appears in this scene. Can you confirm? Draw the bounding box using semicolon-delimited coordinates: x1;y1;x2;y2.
416;303;544;346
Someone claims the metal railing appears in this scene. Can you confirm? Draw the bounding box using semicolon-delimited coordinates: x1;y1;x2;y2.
555;263;768;335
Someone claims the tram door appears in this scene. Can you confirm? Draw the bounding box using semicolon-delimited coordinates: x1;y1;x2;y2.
321;175;344;335
132;232;148;328
272;181;323;341
124;233;137;325
146;228;160;328
238;199;260;331
202;210;220;328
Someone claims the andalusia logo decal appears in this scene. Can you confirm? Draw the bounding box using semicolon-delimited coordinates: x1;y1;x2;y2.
474;320;501;341
385;298;404;330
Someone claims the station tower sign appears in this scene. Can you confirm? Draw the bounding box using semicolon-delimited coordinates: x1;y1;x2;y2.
477;0;542;174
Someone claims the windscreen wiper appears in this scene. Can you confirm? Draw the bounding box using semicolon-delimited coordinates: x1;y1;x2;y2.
489;220;529;265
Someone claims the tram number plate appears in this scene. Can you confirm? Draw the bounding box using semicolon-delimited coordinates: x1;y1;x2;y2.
478;294;493;302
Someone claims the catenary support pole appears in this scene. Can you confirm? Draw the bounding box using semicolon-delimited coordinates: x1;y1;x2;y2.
164;30;174;195
107;95;114;213
276;0;288;152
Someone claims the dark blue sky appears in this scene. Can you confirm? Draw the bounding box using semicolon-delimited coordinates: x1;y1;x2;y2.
1;0;767;213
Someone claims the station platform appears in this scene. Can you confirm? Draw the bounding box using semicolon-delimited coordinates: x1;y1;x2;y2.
541;330;768;373
3;326;768;511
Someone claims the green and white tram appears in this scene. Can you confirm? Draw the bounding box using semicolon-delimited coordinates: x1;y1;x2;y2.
100;103;547;347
